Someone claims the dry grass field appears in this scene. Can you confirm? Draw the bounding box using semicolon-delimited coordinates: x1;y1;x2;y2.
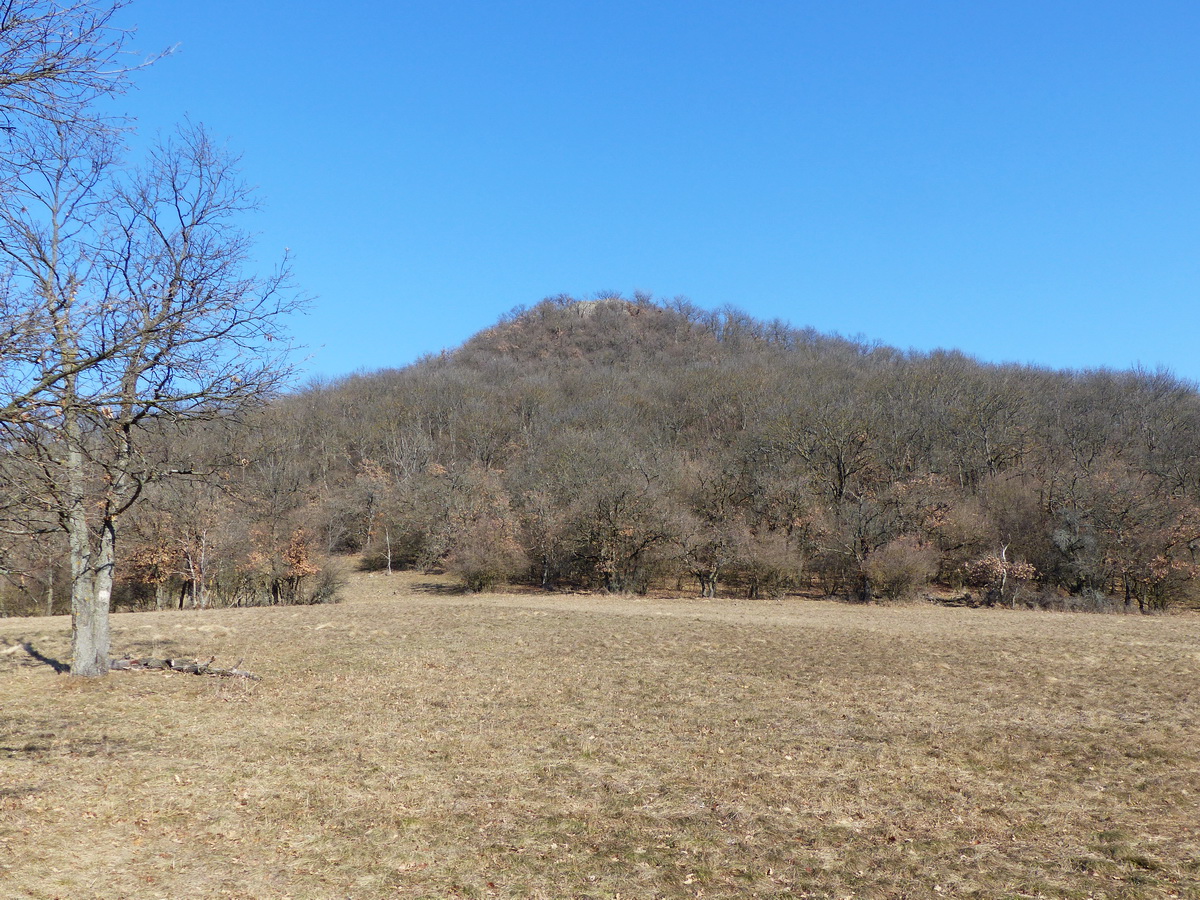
2;571;1199;900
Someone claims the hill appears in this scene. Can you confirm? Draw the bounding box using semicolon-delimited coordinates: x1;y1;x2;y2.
4;293;1200;614
272;295;1200;609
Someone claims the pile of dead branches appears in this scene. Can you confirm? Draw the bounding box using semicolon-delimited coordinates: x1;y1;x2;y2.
110;656;261;680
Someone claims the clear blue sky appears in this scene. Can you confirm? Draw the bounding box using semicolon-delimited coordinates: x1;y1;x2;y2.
117;1;1200;383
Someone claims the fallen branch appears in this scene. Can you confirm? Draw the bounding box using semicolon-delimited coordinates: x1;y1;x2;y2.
110;655;261;681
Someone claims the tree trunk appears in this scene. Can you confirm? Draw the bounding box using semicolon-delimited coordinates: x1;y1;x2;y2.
70;589;107;676
64;414;110;676
857;572;873;603
69;518;113;677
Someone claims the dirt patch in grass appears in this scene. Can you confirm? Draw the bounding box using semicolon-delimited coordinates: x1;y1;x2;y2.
2;572;1199;898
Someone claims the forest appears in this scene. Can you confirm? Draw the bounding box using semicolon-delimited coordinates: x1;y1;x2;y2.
5;293;1199;616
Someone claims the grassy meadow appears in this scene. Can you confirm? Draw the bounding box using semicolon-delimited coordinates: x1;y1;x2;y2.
2;571;1199;899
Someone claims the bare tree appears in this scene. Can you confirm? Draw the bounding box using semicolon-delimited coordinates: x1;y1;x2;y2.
0;117;301;675
0;0;168;433
0;1;156;130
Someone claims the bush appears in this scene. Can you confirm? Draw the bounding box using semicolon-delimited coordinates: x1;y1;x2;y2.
304;562;347;604
962;551;1037;606
809;548;856;597
732;529;802;600
444;519;526;592
862;537;939;603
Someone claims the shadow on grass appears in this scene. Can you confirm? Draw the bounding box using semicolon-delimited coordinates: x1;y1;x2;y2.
20;642;69;674
413;581;470;596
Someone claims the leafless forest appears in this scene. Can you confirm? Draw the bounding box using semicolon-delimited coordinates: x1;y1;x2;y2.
6;294;1199;616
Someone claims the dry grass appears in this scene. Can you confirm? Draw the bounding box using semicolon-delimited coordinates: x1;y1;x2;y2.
2;572;1199;899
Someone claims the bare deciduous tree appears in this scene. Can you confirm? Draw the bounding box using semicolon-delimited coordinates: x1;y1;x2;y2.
0;117;301;675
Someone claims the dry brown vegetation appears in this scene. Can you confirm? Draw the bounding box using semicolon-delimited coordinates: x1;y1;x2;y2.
3;572;1199;899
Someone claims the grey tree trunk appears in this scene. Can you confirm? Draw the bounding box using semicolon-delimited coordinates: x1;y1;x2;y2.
63;405;105;675
65;400;118;676
68;509;113;676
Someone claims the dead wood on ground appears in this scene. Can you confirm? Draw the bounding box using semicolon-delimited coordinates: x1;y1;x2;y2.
110;655;261;680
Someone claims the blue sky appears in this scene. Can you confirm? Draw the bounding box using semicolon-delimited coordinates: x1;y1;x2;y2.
116;2;1200;383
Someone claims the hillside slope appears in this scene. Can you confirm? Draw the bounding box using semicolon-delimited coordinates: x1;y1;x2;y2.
7;294;1199;614
266;295;1200;607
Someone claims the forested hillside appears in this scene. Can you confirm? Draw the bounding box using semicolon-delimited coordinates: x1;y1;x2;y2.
5;294;1200;614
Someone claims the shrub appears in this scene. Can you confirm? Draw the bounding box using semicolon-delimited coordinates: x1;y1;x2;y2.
862;537;939;603
304;562;347;605
444;519;526;592
733;529;802;600
963;550;1038;606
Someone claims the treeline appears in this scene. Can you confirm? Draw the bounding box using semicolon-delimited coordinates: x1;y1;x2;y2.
0;415;339;616
5;294;1200;614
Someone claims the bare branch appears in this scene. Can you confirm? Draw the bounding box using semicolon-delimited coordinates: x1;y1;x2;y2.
0;1;168;131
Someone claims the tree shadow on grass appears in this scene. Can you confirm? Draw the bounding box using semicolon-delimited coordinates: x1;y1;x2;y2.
413;581;470;596
19;642;69;673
